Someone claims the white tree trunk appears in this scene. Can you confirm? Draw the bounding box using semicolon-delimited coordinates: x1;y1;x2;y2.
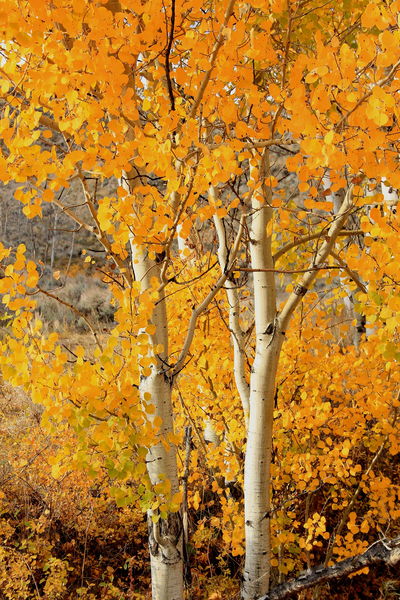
73;2;183;591
213;201;250;426
130;245;183;600
242;161;355;598
243;151;280;599
243;337;283;599
381;180;398;208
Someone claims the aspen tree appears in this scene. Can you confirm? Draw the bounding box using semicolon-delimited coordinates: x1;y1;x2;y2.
0;1;399;599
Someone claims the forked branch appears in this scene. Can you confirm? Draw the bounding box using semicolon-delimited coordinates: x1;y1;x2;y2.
279;186;354;331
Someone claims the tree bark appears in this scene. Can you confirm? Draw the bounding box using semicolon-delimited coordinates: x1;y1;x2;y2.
213;202;250;426
243;151;280;599
258;536;400;600
130;244;183;600
242;166;355;598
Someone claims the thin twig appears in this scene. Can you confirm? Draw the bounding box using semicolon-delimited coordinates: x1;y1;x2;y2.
181;0;236;126
81;506;93;589
324;438;387;567
164;0;176;111
335;58;400;132
329;249;367;293
170;212;246;377
274;230;362;262
235;265;340;274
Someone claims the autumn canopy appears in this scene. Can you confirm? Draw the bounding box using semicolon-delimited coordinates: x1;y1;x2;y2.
0;0;399;599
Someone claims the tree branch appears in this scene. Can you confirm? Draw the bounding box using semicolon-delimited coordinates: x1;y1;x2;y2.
279;185;354;331
259;536;400;600
335;58;400;132
235;265;340;274
164;0;176;112
170;211;246;377
273;230;362;262
213;195;250;424
329;249;367;294
183;0;236;125
242;140;297;150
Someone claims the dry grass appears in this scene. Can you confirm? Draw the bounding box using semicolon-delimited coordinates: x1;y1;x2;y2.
35;273;115;332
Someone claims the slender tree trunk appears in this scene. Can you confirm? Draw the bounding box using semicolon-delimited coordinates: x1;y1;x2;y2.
243;151;280;599
243;337;283;599
123;146;183;597
130;245;183;600
117;25;184;582
242;158;355;598
213;200;250;426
